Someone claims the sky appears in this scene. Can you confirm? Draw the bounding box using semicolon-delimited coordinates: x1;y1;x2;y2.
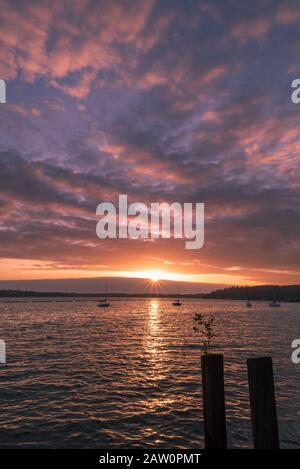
0;0;300;292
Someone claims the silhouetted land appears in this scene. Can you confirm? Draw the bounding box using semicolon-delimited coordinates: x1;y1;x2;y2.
0;285;300;301
0;289;204;299
203;285;300;302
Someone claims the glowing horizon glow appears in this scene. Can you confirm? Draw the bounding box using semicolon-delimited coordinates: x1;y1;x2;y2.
114;270;259;285
0;258;261;286
124;269;186;282
145;270;164;282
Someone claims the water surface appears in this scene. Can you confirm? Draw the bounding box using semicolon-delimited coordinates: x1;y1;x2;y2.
0;298;299;448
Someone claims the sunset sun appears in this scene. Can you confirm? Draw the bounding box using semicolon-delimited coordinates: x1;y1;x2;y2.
148;270;163;283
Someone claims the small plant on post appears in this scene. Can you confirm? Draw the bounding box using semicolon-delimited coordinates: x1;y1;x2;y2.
194;314;227;449
193;313;215;354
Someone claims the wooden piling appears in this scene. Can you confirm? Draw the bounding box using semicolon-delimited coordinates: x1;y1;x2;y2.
247;357;280;449
201;354;227;449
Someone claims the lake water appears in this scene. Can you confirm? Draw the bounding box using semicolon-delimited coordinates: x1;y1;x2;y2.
0;298;299;448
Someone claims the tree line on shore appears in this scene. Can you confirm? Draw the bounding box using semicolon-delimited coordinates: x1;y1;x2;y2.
204;285;300;302
0;285;300;301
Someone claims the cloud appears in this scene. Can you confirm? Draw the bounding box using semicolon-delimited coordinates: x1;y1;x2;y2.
1;0;300;284
0;0;163;93
49;69;97;99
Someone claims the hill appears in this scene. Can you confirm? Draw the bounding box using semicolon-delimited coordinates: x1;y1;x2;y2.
204;285;300;302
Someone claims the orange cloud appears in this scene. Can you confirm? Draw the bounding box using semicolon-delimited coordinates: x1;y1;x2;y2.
0;0;159;91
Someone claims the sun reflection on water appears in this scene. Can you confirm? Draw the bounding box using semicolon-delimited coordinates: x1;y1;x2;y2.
144;300;164;378
141;300;177;413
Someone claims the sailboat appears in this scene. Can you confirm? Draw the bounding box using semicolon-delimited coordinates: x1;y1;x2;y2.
97;283;110;308
246;299;252;307
269;299;281;307
172;285;182;306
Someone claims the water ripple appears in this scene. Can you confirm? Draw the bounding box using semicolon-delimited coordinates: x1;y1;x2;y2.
0;298;299;448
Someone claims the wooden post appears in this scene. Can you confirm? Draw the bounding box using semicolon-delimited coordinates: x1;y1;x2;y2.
247;357;280;449
201;354;227;449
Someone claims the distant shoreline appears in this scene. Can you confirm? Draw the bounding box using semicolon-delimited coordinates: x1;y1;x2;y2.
1;285;300;302
0;290;206;299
